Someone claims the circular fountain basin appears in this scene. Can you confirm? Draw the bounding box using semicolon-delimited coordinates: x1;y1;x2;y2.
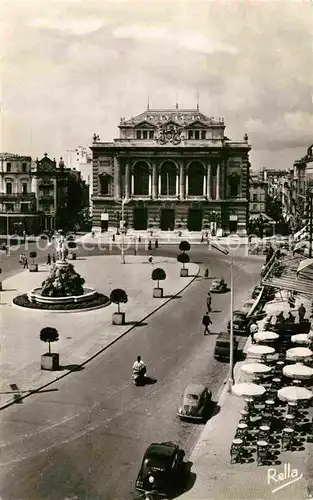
27;287;97;305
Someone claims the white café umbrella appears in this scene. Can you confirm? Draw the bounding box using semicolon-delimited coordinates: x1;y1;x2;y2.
278;386;313;402
241;363;272;375
254;331;279;343
283;363;313;380
247;345;275;356
286;347;313;361
232;382;266;398
291;334;310;345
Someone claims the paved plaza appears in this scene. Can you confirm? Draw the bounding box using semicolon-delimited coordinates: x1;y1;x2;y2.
0;255;198;409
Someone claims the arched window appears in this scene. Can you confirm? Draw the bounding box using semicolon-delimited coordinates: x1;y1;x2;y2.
160;161;177;195
188;162;204;196
134;162;149;195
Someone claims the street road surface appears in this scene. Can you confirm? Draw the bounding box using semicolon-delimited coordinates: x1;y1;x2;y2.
0;247;262;499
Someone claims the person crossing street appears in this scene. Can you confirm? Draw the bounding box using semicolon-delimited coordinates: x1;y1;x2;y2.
202;312;212;335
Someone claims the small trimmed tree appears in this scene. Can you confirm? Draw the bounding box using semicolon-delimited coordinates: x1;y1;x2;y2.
152;268;166;288
177;252;190;269
110;288;128;314
179;241;191;252
29;251;37;265
40;327;59;354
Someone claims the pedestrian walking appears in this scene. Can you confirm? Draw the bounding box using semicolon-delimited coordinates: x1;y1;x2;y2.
206;292;212;312
19;253;23;265
148;254;153;264
23;256;28;269
112;234;115;242
155;239;158;249
148;240;152;250
47;253;51;265
52;253;56;264
202;312;212;335
298;303;306;322
288;292;296;309
204;268;209;279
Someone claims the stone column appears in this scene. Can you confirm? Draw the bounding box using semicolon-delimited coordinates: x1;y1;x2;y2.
216;163;220;200
176;175;179;196
131;174;134;196
148;173;152;196
114;157;121;198
186;174;189;196
206;162;211;199
179;163;185;199
152;163;157;198
203;175;206;196
158;173;161;195
124;161;130;198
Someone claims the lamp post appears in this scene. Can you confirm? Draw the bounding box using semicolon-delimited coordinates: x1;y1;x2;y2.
116;197;129;264
6;210;12;248
209;240;234;391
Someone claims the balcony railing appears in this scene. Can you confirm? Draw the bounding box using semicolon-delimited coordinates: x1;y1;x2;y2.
0;192;35;199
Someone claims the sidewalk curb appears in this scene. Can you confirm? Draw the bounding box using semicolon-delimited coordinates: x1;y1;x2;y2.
0;265;200;411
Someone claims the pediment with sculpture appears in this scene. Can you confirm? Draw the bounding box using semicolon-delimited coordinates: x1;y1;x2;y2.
155;122;184;145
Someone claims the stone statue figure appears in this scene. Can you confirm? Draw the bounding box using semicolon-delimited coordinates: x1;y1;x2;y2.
56;237;67;262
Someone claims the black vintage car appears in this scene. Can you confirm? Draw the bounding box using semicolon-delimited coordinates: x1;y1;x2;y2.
227;310;250;336
136;441;185;496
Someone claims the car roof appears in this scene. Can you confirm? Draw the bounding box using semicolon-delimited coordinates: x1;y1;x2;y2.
233;310;247;316
244;300;255;306
145;442;177;460
184;383;207;395
212;278;221;283
217;331;231;339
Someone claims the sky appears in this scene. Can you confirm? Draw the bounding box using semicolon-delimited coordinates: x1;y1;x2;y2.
1;0;312;171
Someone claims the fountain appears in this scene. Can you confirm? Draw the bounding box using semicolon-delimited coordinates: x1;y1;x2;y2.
13;236;109;311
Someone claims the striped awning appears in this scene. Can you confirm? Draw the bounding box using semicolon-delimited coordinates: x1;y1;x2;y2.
261;256;313;297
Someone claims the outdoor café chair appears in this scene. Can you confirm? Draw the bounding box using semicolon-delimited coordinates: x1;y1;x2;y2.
230;438;244;464
284;414;296;429
271;377;282;390
257;440;270;465
281;427;295;451
235;423;249;440
287;401;298;416
239;409;250;425
258;425;270;441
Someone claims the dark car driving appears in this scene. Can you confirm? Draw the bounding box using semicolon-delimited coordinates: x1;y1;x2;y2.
136;441;185;496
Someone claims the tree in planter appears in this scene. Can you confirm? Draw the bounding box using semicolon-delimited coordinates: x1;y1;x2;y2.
179;241;191;252
177;252;190;276
110;288;128;324
40;327;59;354
151;268;166;298
40;326;60;370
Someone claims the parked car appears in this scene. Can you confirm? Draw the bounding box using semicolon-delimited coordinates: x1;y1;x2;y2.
135;441;185;496
227;310;250;335
210;278;227;293
214;332;239;361
177;384;212;421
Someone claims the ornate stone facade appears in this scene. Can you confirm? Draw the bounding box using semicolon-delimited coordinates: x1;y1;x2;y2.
91;107;251;234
